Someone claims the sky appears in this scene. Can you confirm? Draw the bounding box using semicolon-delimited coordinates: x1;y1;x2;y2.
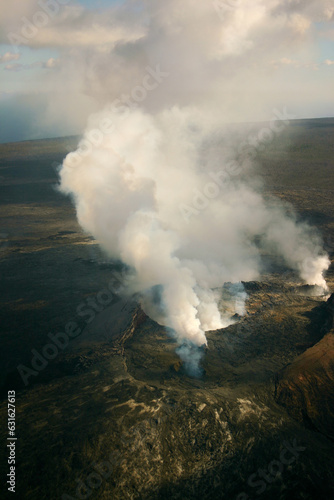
0;0;333;143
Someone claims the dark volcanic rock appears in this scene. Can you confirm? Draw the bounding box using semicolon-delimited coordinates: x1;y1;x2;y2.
327;293;334;328
2;129;334;500
275;294;334;439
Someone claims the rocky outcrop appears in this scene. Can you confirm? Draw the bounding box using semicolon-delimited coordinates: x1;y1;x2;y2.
275;294;334;439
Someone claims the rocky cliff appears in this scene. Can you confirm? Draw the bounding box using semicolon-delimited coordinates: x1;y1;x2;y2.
275;294;334;439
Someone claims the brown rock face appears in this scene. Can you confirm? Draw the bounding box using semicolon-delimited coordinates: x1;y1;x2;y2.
275;294;334;439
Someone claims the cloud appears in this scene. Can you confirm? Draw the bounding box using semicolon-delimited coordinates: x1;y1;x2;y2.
2;2;145;50
2;0;330;56
279;57;300;65
25;0;325;126
0;52;20;63
324;59;334;65
0;0;39;25
1;0;334;141
3;58;60;71
288;13;311;34
44;57;58;68
4;63;23;72
270;57;320;70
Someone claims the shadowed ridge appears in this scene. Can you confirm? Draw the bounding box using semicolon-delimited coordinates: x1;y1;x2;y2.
275;294;334;439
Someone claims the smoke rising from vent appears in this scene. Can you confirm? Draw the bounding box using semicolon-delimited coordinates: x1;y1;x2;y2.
59;106;329;348
58;0;330;372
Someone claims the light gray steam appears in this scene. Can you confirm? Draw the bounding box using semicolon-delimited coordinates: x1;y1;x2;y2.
59;106;329;347
58;0;330;375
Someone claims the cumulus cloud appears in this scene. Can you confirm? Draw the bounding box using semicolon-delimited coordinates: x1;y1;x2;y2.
0;52;20;63
51;0;333;120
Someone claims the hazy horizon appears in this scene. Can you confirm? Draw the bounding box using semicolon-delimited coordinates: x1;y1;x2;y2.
1;114;334;145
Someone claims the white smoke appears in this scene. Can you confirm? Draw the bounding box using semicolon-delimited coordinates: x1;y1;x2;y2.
58;0;331;374
59;106;329;345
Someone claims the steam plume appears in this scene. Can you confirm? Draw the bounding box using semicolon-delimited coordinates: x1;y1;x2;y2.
59;106;329;347
58;0;330;373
